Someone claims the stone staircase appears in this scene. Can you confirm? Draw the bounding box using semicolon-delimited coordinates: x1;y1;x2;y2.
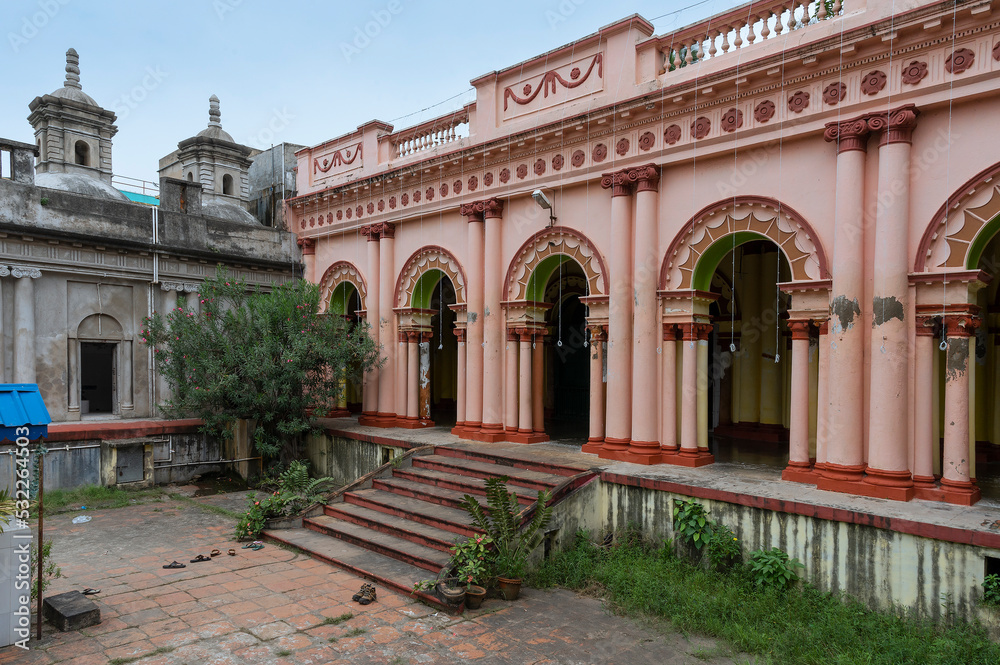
263;445;594;612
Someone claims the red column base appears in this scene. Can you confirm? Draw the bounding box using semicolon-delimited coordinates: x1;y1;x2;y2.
781;463;816;484
939;478;982;506
398;418;435;429
323;408;351;418
602;440;662;465
660;448;715;467
815;466;916;501
454;421;481;439
470;425;507;443
816;462;866;484
507;430;549;444
580;438;605;455
358;412;385;427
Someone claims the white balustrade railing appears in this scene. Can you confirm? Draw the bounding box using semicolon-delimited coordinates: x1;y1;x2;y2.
659;0;843;74
393;115;469;158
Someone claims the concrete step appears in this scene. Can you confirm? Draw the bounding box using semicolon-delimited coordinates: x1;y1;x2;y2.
323;501;461;553
304;514;450;573
393;467;542;505
341;488;477;538
434;445;585;477
373;476;491;512
261;527;457;614
412;454;564;491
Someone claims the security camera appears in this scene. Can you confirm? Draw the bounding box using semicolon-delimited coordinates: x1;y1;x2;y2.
532;189;552;210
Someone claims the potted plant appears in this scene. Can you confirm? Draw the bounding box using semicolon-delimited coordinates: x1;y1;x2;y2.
459;477;552;601
451;535;492;609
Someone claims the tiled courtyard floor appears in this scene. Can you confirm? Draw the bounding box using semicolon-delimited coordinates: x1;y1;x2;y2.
3;491;744;665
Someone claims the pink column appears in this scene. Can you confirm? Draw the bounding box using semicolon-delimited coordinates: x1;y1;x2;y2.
297;238;316;283
505;329;518;433
912;315;936;492
452;328;467;433
813;320;830;471
627;165;662;464
782;320;814;483
518;330;533;434
863;105;919;501
359;226;380;425
479;199;506;441
532;333;545;438
660;324;679;454
584;326;607;450
939;312;982;505
395;329;408;423
599;170;634;459
375;223;397;424
819;117;870;487
460;204;486;436
676;322;714;467
406;331;419;421
419;331;433;423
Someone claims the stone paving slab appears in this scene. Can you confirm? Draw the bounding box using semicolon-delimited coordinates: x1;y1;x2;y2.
1;491;745;664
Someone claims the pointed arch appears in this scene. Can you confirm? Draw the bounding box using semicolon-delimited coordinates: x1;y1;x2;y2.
916;161;1000;272
660;196;830;291
317;261;367;314
394;246;467;308
505;226;608;301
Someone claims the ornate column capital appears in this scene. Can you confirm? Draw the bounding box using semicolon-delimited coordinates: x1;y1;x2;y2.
420;331;433;343
460;201;484;222
297;237;316;255
814;318;829;336
515;327;532;342
679;322;712;341
0;265;42;278
507;328;519;343
662;323;679;341
589;325;608;342
482;197;504;219
788;319;813;340
602;164;661;197
360;224;381;241
868;103;919;146
460;198;504;221
942;309;981;337
915;314;939;337
823;116;870;153
600;170;634;197
373;221;395;239
453;328;466;343
633;164;661;193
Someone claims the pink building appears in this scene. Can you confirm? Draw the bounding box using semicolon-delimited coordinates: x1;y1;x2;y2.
288;0;1000;506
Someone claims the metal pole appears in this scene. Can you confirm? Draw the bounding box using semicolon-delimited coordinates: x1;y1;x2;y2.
36;447;43;641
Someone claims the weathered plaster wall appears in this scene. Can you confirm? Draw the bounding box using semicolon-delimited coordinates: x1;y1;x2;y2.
305;432;407;486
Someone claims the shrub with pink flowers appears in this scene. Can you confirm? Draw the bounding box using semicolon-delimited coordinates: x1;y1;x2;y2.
143;267;381;464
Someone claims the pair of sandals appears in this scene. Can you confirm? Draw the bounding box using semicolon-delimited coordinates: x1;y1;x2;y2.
163;548;237;568
242;541;265;551
352;582;377;605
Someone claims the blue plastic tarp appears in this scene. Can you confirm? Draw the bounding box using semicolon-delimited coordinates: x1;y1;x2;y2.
0;384;51;442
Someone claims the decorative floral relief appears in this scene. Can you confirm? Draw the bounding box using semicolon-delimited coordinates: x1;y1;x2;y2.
414;190;421;203
552;154;565;170
787;91;810;113
401;193;409;206
326;213;332;225
946;48;975;74
860;70;886;95
367;202;374;214
484;172;494;186
440;183;448;197
721;108;743;132
994;42;1000;62
534;159;546;176
309;217;315;227
754;100;775;123
615;138;630;156
346;208;352;219
638;132;655;151
389;197;396;210
300;219;306;229
468;175;478;191
691;117;711;139
901;61;928;85
499;168;510;183
664;124;682;145
571;150;585;167
337;210;343;220
516;164;528;179
356;205;363;218
593;143;608;162
453;180;462;195
823;82;846;105
377;200;385;212
426;187;435;201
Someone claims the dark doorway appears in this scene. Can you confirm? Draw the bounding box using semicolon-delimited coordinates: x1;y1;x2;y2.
544;261;589;440
81;342;116;414
429;276;458;426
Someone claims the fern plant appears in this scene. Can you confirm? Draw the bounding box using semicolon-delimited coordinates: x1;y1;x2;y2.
460;476;552;580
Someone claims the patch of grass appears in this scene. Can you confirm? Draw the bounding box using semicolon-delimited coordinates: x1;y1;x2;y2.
528;531;1000;665
43;485;165;514
168;493;242;519
345;627;366;637
328;636;338;643
107;646;174;665
275;648;292;656
323;611;354;625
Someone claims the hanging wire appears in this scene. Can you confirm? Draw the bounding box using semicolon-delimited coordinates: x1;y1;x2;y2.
940;0;959;346
438;277;444;350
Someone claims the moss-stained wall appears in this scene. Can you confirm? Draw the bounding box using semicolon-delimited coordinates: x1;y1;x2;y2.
305;432;407;487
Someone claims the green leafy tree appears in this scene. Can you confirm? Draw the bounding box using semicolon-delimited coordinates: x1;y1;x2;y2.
143;268;380;463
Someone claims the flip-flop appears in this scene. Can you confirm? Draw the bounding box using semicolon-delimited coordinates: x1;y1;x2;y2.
210;549;221;557
162;561;186;569
228;549;236;556
242;541;262;549
190;554;211;563
81;588;100;595
249;543;264;551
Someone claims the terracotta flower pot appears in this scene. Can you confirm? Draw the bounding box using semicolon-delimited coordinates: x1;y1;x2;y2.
465;584;487;609
496;576;522;601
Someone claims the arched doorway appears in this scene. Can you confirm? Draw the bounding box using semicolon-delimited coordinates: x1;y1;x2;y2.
318;261;368;415
704;238;793;467
411;270;458;426
970;230;1000;499
539;258;589;440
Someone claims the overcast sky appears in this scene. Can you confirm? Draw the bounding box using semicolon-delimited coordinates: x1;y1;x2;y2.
1;0;734;184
